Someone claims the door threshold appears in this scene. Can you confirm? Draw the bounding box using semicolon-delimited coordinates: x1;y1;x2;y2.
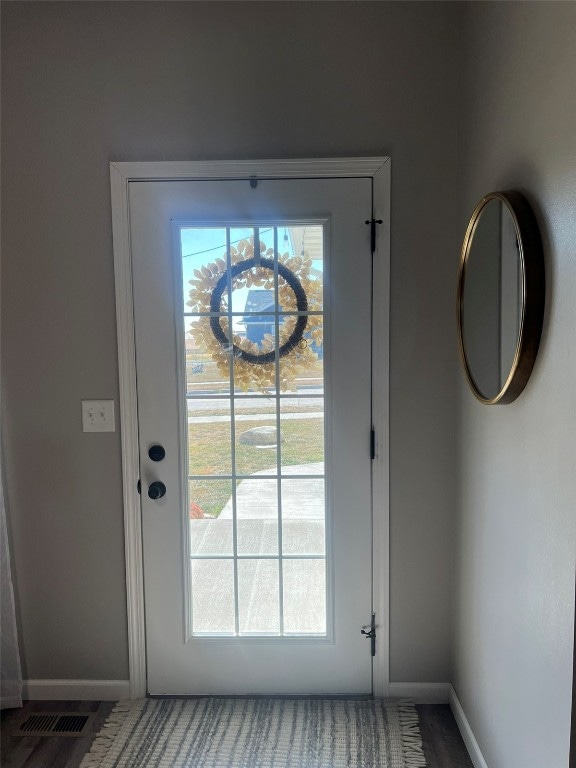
148;693;374;700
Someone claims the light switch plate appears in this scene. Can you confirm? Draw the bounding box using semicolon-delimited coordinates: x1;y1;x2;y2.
82;400;115;432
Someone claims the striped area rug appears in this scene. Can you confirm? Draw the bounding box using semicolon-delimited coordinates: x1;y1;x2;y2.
80;698;425;767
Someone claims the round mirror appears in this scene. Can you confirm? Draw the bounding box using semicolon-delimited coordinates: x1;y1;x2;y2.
458;191;544;404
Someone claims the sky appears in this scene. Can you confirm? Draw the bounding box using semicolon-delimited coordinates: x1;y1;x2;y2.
180;226;322;333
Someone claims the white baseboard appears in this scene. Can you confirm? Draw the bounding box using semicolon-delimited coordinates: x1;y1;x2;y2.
23;679;131;701
449;685;489;768
386;682;450;703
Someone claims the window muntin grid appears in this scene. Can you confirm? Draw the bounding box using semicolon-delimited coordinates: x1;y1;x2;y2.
182;225;326;637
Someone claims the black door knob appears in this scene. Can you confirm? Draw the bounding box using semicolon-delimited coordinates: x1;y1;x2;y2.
148;481;166;500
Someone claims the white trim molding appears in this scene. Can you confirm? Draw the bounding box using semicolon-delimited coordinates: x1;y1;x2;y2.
110;157;391;699
110;158;387;182
110;163;147;699
371;159;391;697
449;685;489;768
23;680;131;701
387;682;450;703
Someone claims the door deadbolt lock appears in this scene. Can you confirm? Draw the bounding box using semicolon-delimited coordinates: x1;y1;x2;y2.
148;444;166;462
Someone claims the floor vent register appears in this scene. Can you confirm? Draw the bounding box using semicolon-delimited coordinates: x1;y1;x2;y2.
17;712;95;737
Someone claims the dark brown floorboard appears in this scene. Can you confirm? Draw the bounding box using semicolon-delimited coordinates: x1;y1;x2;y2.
1;701;114;768
417;704;474;768
2;700;473;767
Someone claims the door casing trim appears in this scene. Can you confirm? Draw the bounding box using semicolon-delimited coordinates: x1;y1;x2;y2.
110;158;391;698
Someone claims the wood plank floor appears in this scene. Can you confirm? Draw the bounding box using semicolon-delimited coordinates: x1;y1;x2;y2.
1;701;114;768
417;704;474;768
2;700;474;767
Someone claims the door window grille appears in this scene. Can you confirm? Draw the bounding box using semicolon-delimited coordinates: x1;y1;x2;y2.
181;225;327;637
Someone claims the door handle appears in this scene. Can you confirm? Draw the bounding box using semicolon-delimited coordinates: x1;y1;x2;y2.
148;481;167;500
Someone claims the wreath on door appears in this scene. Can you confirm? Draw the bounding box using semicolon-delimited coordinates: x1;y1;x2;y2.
187;235;323;392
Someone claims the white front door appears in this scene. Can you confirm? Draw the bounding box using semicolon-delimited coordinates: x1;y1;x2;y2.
130;176;374;695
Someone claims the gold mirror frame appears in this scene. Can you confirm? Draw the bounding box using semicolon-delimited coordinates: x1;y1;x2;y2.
457;191;545;404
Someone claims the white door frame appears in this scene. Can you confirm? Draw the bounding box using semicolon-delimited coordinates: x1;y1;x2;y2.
110;158;391;699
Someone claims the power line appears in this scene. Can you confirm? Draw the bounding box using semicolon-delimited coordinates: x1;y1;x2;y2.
182;228;274;259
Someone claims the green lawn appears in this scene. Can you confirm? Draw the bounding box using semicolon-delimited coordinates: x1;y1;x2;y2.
189;417;324;517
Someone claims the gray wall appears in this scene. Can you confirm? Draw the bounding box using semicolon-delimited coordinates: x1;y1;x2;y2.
455;3;576;767
1;2;460;683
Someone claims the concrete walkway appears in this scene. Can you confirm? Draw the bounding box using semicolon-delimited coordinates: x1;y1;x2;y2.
190;463;326;634
220;462;324;519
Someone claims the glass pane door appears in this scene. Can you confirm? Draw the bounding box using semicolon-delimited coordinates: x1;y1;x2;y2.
181;225;326;637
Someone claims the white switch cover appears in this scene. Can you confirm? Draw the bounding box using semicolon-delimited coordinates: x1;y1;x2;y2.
82;400;115;432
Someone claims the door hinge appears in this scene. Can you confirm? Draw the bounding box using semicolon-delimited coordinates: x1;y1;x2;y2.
370;428;376;460
361;613;376;657
365;218;383;253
